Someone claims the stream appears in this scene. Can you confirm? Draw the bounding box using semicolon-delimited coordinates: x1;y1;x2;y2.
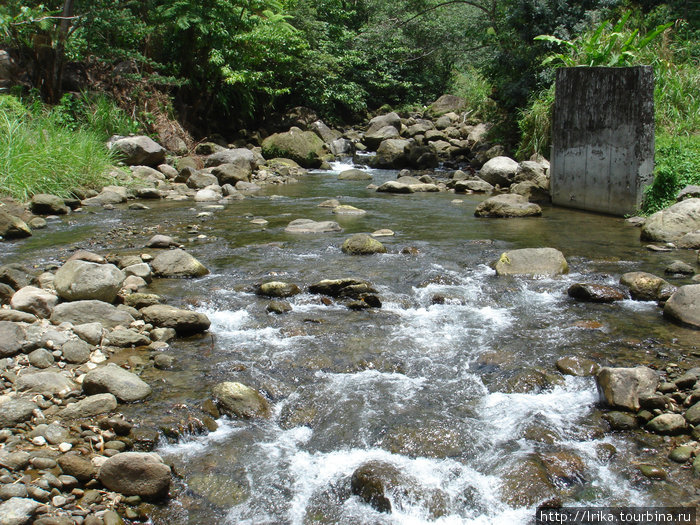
2;162;699;524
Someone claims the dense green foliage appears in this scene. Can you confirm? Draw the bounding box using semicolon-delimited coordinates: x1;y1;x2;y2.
0;94;117;200
643;134;700;214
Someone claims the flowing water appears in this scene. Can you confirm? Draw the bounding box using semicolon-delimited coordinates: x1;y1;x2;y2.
3;163;699;524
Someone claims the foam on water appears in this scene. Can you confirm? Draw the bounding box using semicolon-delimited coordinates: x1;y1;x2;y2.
158;418;243;457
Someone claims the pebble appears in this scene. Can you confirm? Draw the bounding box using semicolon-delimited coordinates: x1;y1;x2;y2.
59;442;73;452
32;436;47;446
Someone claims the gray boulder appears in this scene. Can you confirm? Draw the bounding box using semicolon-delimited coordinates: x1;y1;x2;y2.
647;413;687;434
427;94;466;117
341;234;387;255
29;194;69;215
204;148;256;170
366;112;401;136
16;371;76;396
284;219;342;234
454;179;493;193
308;278;377;298
0;210;31;239
0;398;37;428
10;285;58;318
61;393;118;419
0;321;25;357
369;139;410;169
54;260;125;303
475;194;542;218
51;300;134;329
676;230;700;249
309;119;337;143
663;284;700;329
105;328;151;347
98;452;171;499
151;248;209;278
596;366;659;411
641;198;700;242
493;247;568;277
211;163;251;185
110;136;166;167
83;363;151;402
376;181;414;194
0;497;40;525
212;381;270;419
72;322;104;345
479;156;519;187
338;169;372;181
140;304;211;334
61;339;92;364
364;125;400;150
186;171;218;189
261;129;325;168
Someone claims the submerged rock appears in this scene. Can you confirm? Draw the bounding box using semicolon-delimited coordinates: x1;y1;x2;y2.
285;218;342;234
596;366;659;411
212;381;270;419
493;247;568;277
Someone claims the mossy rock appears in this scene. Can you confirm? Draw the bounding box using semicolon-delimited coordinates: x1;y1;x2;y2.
261;129;325;168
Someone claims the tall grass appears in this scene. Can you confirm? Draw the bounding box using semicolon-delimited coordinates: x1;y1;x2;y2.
515;84;555;160
0;95;116;201
449;67;497;120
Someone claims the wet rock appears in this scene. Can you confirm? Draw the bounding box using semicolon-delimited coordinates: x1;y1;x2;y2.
379;424;464;458
333;205;367;216
0;451;30;471
669;445;694;463
665;260;695;275
685;401;700;425
212;381;270;419
338;169;372;181
61;393;118;419
318;199;340;208
30;194;69;215
350;461;447;517
638;464;667;480
123;292;161;309
255;281;301;298
51;300;134;329
602;411;638;430
478;156;519;187
0;397;37;428
493;247;568;277
16;371;76;396
211;163;252;185
555;356;599;376
266;300;292;315
663;284;700;329
308;279;377;298
646;413;687;434
454;178;494;193
140;304;210;334
596;366;658;411
567;283;626;303
0;497;40;525
146;234;178;248
474;194;541;218
540;450;586;486
98;452;171;499
284;219;342;234
153;354;174;369
54;260;125;303
83;363;152;402
0;210;31;239
376;180;414;193
620;271;675;302
105;328;150;347
341;234;387;255
110;136;166;167
186;471;249;507
9;286;58;318
0;321;25;358
641;198;700;242
150;248;209;278
58;454;95;482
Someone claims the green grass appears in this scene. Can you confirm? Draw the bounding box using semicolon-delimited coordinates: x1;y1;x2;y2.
0;95;117;201
515;84;555;160
642;134;700;214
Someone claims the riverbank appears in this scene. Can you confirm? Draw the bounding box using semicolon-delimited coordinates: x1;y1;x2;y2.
1;106;699;524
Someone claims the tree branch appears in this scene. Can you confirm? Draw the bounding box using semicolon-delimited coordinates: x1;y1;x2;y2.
398;0;494;28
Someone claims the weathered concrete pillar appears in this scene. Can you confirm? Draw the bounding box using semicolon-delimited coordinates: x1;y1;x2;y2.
551;66;654;216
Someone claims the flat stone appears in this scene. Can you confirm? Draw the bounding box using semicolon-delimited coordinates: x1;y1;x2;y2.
61;394;118;419
646;413;687;434
284;219;342;234
140;304;210;334
50;300;134;329
9;286;58;318
493;248;568;277
0;397;37;428
567;283;627;303
82;363;151;402
15;371;76;396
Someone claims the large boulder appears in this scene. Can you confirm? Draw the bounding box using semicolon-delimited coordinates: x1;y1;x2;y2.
567;283;627;303
0;497;40;525
140;304;211;334
493;248;568;277
61;393;118;419
620;272;675;302
212;381;270;418
369;139;411;168
596;366;659;411
109;136;166;167
98;452;171;499
54;260;125;303
204;148;256;170
641;198;700;242
29;194;69;215
50;300;134;329
376;181;414;194
261;128;325;168
9;286;58;318
211;163;252;185
364;125;400;150
341;234;387;255
309;119;337;143
16;371;76;396
366;112;401;136
0;397;37;428
83;363;152;402
0;210;31;239
474;194;542;218
663;284;700;329
338;169;372;181
0;321;25;357
427;94;466;117
284;219;342;234
150;249;209;278
478;156;519;187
